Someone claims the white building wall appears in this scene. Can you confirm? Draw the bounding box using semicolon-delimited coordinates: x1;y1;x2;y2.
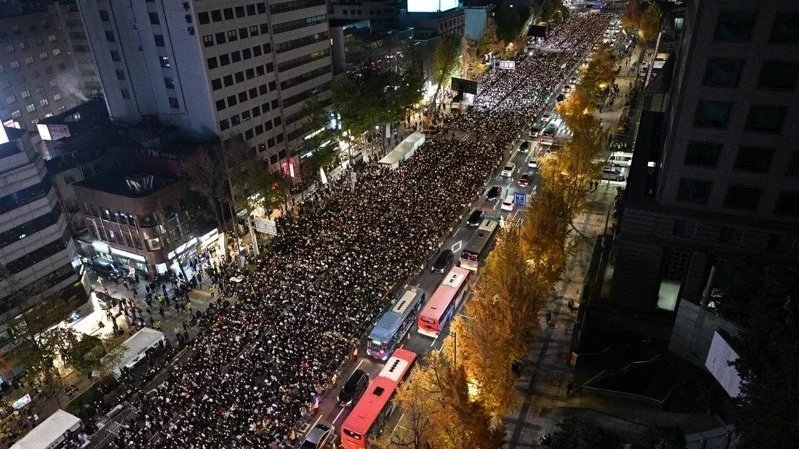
77;0;216;137
0;131;79;328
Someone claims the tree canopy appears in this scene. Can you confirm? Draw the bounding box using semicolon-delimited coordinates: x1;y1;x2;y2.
494;2;530;43
729;265;799;449
390;351;505;449
430;36;462;112
551;416;622;449
332;67;424;140
577;43;617;104
622;0;661;42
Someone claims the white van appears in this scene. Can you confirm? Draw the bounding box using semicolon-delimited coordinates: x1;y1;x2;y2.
607;152;634;168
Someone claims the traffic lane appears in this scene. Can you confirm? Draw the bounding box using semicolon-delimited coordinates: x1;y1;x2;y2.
315;349;402;431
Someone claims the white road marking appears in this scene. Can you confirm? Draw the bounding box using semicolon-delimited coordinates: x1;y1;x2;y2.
332;405;346;425
388;412;407;440
450;240;462;254
308;414;323;433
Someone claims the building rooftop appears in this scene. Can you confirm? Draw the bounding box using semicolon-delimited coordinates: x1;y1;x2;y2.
40;98;110;132
73;172;178;198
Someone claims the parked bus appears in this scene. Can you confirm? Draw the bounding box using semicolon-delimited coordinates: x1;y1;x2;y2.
366;286;425;361
417;266;471;338
340;349;418;449
459;218;499;271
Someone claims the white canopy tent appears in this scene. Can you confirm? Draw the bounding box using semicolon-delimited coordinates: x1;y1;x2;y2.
104;327;166;378
378;132;426;170
11;409;81;449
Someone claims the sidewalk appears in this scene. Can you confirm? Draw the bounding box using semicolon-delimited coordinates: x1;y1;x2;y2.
504;182;618;448
503;47;647;446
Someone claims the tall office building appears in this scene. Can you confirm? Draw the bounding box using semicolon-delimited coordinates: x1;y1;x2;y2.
0;125;80;344
77;0;333;171
0;0;101;131
610;0;799;313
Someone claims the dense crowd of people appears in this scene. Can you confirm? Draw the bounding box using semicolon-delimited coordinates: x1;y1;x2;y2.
106;12;614;449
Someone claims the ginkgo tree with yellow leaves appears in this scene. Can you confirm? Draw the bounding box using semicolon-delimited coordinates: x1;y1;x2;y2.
449;225;549;423
380;33;619;449
380;349;505;449
577;43;617;105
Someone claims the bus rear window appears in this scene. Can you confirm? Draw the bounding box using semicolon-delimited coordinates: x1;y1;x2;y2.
344;429;362;439
420;317;436;324
461;252;478;261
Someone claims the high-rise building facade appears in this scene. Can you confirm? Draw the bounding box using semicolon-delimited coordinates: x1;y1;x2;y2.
77;0;333;170
0;125;79;342
0;0;101;130
610;0;799;313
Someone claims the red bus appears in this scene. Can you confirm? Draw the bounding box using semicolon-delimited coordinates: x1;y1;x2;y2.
417;266;471;338
340;349;418;449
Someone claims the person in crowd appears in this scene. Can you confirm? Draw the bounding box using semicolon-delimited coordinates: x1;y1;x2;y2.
103;12;614;448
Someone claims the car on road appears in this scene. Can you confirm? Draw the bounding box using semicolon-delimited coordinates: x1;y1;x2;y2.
431;249;455;274
527;157;539;170
486;185;501;201
601;166;626;181
518;173;531;187
501;194;515;212
90;258;122;280
540;112;553;123
467;209;484;227
501;162;516;178
542;124;558;137
301;421;335;449
562;85;572;94
518;140;530;153
337;369;369;407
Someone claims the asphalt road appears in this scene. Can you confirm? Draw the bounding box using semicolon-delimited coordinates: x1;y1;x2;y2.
298;25;614;443
304;130;546;446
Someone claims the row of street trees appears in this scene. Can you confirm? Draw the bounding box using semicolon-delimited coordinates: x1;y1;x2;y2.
377;43;618;448
622;0;662;43
331;66;425;153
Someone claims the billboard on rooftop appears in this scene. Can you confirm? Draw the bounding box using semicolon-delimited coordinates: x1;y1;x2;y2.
407;0;459;13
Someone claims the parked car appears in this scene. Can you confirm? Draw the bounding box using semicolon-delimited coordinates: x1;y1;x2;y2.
501;162;516;178
601;166;626;181
518;173;530;187
486;185;501;201
501;194;515;212
301;421;335;449
91;259;122;279
431;249;455;274
337;369;369;407
467;209;484;227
